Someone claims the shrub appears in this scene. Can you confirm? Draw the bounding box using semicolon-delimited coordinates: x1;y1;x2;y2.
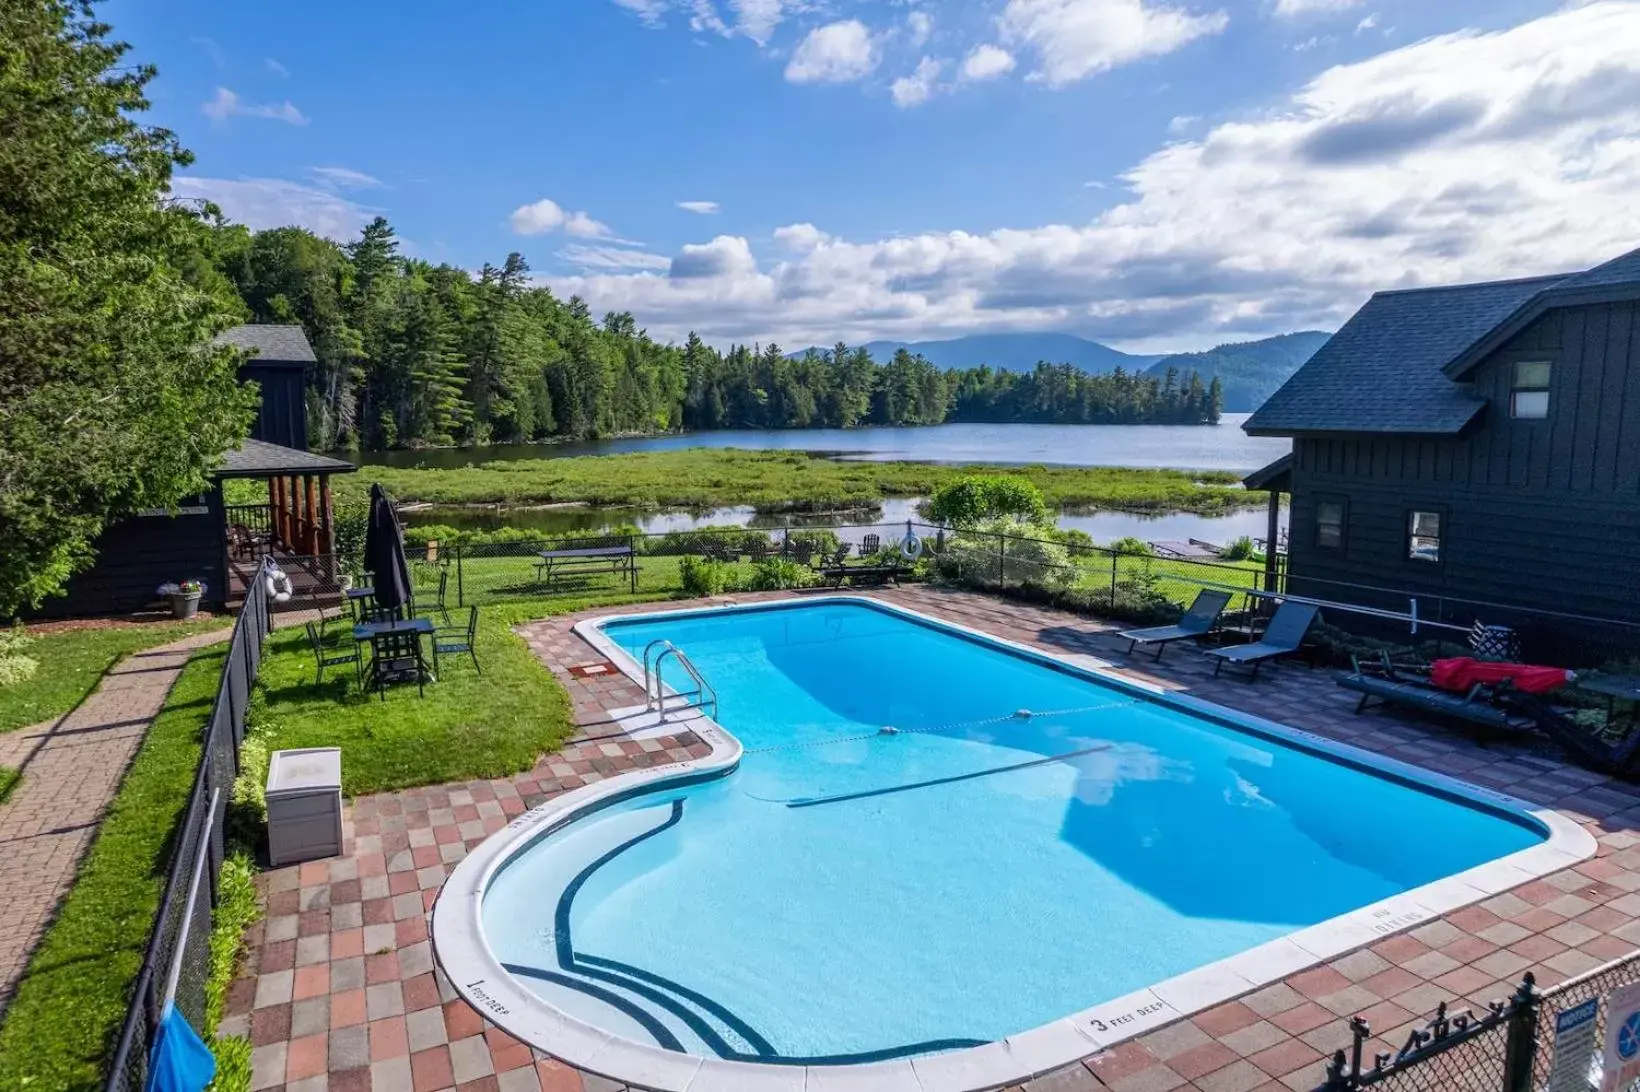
745;558;817;592
332;499;369;575
1220;535;1262;562
680;556;733;597
938;517;1073;590
928;475;1050;527
0;626;39;687
1109;536;1153;557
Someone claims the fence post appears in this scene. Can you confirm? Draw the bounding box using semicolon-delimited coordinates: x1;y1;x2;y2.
997;532;1006;587
1109;551;1119;609
630;535;638;594
456;544;465;607
1501;973;1538;1092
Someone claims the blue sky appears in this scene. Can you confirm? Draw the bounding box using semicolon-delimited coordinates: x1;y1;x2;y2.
122;0;1640;350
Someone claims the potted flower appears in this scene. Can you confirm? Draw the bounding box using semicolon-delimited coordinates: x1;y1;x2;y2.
157;580;206;619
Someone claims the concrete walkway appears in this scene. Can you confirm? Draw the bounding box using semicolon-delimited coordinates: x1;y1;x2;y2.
0;628;229;1013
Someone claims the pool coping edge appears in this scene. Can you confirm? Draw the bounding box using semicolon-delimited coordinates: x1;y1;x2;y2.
431;594;1597;1092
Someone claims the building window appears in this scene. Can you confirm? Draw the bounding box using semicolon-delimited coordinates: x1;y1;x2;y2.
1316;501;1345;550
1510;361;1551;419
1408;510;1442;563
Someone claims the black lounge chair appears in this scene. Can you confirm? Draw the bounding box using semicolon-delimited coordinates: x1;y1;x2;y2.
1337;654;1534;734
1203;601;1319;681
1117;590;1232;660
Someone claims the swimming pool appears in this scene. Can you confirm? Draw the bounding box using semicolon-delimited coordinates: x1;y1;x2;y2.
433;597;1595;1091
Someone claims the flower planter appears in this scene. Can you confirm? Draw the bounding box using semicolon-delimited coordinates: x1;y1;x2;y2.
168;591;202;620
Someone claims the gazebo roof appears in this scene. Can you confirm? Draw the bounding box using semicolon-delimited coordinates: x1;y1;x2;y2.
216;439;356;480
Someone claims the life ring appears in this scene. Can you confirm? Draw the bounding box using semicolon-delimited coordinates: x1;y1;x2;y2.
264;565;293;603
899;531;924;561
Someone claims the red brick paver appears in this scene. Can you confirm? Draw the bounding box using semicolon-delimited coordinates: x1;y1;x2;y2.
0;629;229;1011
227;588;1640;1092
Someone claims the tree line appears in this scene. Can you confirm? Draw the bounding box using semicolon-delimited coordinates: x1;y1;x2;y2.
205;217;1222;450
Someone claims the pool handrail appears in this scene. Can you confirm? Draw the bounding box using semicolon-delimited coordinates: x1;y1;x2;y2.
642;638;718;719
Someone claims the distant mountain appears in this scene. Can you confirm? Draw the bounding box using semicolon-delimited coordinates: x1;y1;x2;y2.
793;333;1165;374
1143;331;1333;413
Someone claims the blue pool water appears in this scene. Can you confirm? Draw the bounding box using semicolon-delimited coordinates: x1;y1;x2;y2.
481;600;1546;1064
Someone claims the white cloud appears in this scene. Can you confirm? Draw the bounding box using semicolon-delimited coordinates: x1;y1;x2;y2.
892;57;945;107
773;223;832;251
785;20;878;83
612;0;670;25
564;211;612;238
510;198;611;238
1167;113;1198;134
1000;0;1228;86
907;10;934;48
265;57;289;77
169;177;374;241
961;44;1017;81
200;87;308;125
728;0;784;44
1355;12;1379;32
543;2;1640;353
559;245;673;271
678;200;722;214
309;166;383;190
1273;0;1360;14
670;235;759;279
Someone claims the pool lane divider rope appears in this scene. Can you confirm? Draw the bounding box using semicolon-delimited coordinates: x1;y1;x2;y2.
784;742;1117;809
741;698;1141;755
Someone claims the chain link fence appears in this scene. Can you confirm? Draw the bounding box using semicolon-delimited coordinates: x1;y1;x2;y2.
1317;952;1640;1092
105;576;270;1092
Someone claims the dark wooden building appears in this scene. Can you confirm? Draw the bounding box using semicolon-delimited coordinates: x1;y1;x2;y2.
1243;246;1640;651
29;326;355;618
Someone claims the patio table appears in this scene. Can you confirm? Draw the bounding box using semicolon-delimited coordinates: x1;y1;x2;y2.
1573;673;1640;729
353;617;435;697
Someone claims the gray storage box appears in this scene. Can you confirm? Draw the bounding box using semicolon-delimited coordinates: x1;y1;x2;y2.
266;747;343;866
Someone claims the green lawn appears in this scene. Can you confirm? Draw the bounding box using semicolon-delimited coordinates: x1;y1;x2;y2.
0;645;225;1092
0;618;227;734
341;448;1262;515
0;765;18;805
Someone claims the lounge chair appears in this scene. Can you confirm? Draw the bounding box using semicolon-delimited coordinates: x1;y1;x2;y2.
1203;601;1320;681
1117;590;1232;660
1337;654;1535;734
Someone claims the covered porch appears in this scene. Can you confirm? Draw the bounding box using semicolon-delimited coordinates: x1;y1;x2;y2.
1243;453;1291;596
217;439;357;607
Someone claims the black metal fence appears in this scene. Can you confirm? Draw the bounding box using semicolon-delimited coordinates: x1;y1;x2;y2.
105;571;271;1092
1316;950;1640;1092
249;519;1283;628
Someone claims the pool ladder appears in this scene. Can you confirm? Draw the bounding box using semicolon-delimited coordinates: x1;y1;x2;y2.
642;640;719;720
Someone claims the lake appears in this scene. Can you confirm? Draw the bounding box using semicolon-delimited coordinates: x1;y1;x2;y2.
401;497;1287;549
354;415;1288;473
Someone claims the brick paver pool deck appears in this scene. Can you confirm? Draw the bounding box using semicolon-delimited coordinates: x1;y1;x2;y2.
225;587;1640;1092
0;628;230;1012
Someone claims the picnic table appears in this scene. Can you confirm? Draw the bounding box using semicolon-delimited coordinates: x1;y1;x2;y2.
535;545;638;593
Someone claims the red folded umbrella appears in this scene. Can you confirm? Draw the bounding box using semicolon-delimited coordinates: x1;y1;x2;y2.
1431;657;1573;695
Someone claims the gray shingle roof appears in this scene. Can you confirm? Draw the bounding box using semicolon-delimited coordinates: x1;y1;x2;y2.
215;324;316;364
1553;246;1640;292
1245;276;1560;435
216;439;355;478
1247;244;1640;437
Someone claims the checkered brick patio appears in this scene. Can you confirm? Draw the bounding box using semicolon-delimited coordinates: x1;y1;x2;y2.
224;586;1640;1092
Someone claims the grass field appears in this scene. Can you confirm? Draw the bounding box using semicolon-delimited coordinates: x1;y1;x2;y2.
0;765;17;805
0;618;228;734
0;645;226;1092
339;449;1262;515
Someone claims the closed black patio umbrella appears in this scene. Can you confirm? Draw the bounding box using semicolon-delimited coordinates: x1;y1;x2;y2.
364;483;413;615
